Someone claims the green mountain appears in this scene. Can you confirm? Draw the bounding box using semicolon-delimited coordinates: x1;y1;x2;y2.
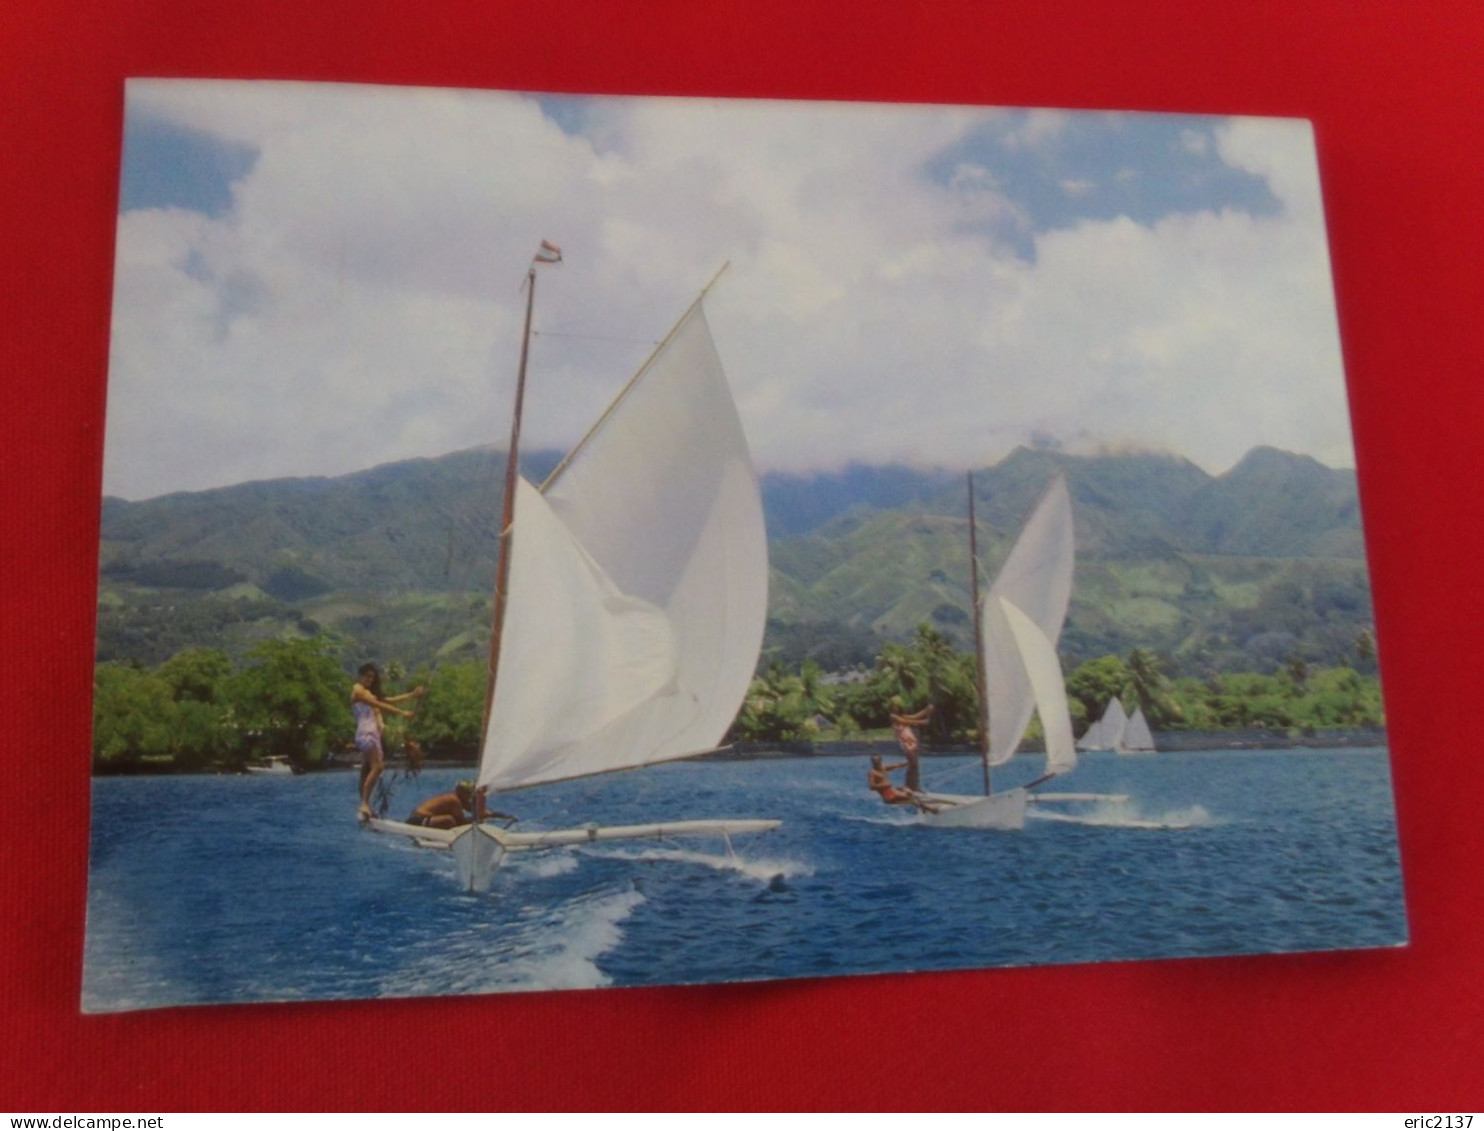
101;447;562;597
766;447;1371;672
1178;446;1365;557
96;443;1376;677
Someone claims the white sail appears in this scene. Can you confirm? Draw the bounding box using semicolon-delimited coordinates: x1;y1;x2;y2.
998;597;1077;776
979;475;1075;766
478;301;768;793
1102;697;1130;752
1122;706;1156;753
1076;713;1107;751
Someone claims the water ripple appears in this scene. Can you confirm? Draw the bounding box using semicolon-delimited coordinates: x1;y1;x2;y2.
84;748;1406;1011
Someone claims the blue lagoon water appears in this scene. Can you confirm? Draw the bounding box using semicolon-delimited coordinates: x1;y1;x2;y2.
83;748;1406;1011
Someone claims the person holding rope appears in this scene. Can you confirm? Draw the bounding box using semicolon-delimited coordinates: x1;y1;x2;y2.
889;696;934;792
866;753;939;814
352;662;424;822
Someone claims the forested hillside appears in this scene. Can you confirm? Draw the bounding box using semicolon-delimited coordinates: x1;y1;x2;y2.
96;443;1377;679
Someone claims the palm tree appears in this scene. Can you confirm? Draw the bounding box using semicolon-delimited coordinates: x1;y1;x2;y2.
875;643;927;708
785;660;833;730
914;624;962;742
1124;648;1182;727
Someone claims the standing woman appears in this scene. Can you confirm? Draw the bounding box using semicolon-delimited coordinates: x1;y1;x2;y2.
889;696;934;793
353;662;423;821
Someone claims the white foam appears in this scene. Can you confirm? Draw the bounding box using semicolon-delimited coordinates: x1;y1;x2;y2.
377;885;646;998
502;887;646;991
509;852;581;879
1029;800;1215;829
584;844;814;882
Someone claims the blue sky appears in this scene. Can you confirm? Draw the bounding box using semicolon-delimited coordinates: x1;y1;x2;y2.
119;111;258;217
103;82;1350;500
923;111;1280;257
124;101;1279;255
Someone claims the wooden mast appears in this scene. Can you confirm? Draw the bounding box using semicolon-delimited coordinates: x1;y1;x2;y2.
483;265;538;739
967;471;993;796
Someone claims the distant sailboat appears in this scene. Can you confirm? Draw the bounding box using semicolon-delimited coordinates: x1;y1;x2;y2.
919;474;1117;829
369;254;780;891
1121;705;1157;754
1077;697;1129;752
1077;697;1157;754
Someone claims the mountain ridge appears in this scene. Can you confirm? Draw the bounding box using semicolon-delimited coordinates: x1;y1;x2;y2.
96;443;1375;676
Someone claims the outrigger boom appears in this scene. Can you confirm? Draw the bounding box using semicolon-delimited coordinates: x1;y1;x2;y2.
368;817;781;894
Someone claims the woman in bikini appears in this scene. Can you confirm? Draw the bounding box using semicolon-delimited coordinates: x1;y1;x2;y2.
352;662;424;821
889;697;934;791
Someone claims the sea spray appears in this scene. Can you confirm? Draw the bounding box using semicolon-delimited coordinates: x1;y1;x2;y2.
582;844;815;883
1029;800;1215;830
508;852;581;880
377;884;646;997
506;886;647;990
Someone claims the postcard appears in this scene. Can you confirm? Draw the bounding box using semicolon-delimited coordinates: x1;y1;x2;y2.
85;79;1403;1012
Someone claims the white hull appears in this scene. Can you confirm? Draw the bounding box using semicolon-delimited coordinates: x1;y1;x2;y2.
917;789;1028;830
245;759;295;775
367;816;781;892
450;825;506;894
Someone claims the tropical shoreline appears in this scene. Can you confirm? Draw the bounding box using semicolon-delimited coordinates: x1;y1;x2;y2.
723;726;1387;758
89;725;1388;776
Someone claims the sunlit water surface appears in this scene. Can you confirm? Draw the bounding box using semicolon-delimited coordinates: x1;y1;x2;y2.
83;747;1406;1011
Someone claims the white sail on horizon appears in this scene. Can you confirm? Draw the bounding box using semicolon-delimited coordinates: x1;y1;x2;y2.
1075;710;1106;751
1122;705;1157;753
1079;696;1130;752
477;301;768;793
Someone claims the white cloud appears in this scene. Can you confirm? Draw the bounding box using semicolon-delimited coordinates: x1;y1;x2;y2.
104;83;1353;500
999;108;1072;152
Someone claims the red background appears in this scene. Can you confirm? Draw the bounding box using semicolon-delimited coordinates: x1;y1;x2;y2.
3;0;1482;1112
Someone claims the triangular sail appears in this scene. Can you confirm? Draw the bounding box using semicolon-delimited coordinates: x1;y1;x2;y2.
1101;697;1130;752
998;597;1076;776
1076;713;1107;751
478;301;768;792
1122;706;1156;753
980;475;1075;766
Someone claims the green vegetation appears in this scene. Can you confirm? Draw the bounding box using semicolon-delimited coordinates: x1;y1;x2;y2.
93;639;433;773
730;624;1383;743
93;622;1384;770
97;443;1380;679
92;444;1387;769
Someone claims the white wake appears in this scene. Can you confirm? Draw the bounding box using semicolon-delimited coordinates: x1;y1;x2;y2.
583;844;814;883
379;885;646;998
1029;800;1214;829
507;852;581;879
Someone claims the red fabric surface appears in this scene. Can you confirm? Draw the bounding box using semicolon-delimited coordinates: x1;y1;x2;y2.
3;0;1482;1112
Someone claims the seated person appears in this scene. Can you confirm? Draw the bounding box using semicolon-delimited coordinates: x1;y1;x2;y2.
405;781;515;829
866;753;939;814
